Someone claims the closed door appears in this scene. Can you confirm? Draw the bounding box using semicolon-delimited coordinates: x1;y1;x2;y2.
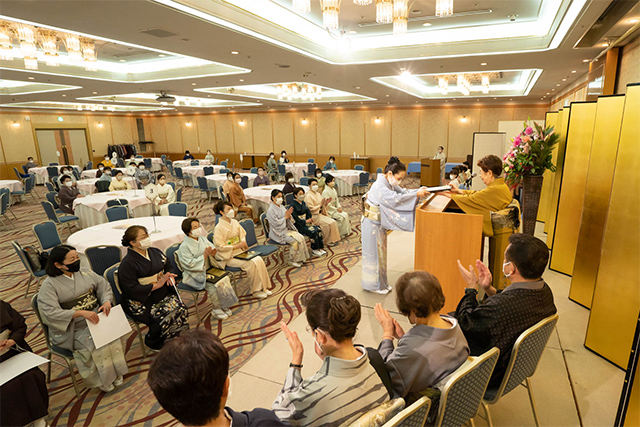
36;129;90;166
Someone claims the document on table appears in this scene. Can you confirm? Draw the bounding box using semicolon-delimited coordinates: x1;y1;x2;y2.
0;352;49;386
86;305;132;349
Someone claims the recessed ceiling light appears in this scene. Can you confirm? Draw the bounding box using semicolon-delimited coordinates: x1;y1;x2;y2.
231;51;239;55
601;43;608;47
546;92;550;95
583;59;589;62
480;62;487;66
93;91;98;94
422;22;432;27
552;89;555;91
556;84;561;86
158;54;166;57
62;94;66;97
119;59;126;62
191;83;197;85
571;70;576;73
628;18;639;24
385;95;389;97
348;30;357;34
562;78;567;81
239;79;244;82
356;86;360;89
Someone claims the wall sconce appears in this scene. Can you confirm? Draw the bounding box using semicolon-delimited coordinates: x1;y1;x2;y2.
185;121;192;127
96;122;104;128
374;116;381;124
238;119;245;126
57;116;64;122
459;116;468;123
11;121;20;128
301;118;308;125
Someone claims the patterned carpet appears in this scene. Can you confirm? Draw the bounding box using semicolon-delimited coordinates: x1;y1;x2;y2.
0;176;387;426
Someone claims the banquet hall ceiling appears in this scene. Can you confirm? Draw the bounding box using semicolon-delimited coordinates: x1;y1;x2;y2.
0;0;637;113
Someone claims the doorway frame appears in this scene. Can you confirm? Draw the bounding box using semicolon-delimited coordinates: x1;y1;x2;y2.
31;124;94;167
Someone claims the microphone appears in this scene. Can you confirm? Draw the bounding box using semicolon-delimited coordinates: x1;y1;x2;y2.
471;172;477;178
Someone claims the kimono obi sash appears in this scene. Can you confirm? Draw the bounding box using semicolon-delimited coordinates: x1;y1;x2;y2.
363;201;381;221
59;289;99;311
226;235;240;246
138;274;160;286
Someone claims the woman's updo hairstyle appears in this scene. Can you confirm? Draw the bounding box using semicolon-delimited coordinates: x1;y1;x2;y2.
122;225;147;247
304;289;361;342
384;156;406;175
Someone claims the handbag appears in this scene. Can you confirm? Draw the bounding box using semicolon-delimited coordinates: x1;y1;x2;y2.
206;267;238;308
22;245;43;271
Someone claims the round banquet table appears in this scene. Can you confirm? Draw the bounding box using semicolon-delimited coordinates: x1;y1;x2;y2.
0;179;23;193
180;165;225;185
67;216;200;266
244;184;308;216
284;163;310;180
72;189;154;228
29;165;80;184
328;170;364;196
76;177;136;195
173;159;212;168
206;173;257;193
80;169;99;179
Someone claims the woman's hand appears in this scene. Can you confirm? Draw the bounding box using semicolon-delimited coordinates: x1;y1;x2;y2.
337;207;343;213
81;310;99;324
306;218;313;224
285;207;293;219
416;189;430;198
281;322;304;366
0;339;16;352
392;319;405;339
374;303;396;338
449;185;463;194
99;301;112;316
204;246;215;258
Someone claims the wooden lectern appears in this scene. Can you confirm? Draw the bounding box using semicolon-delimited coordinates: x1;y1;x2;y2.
420;159;441;187
415;194;483;313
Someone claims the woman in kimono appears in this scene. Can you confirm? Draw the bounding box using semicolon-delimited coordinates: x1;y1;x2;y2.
228;173;257;223
1;300;49;427
291;187;325;257
282;172;297;195
146;174;176;215
304;178;340;246
135;162;154;189
325;156;338;171
266;189;310;268
178;217;238;320
362;157;429;294
205;149;215;163
38;245;128;392
213;201;271;299
322;174;351;238
314;168;326;193
267;152;278;182
58;175;83;214
433;146;446;182
109;169;132;191
222;171;234;198
118;226;189;350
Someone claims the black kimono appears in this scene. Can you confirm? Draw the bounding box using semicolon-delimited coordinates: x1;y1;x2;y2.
118;247;189;350
0;300;49;426
282;182;297;195
291;200;323;250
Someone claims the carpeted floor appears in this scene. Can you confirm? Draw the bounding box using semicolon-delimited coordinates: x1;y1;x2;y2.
1;175;411;426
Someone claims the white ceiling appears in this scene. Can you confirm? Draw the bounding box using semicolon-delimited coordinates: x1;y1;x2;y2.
0;0;636;114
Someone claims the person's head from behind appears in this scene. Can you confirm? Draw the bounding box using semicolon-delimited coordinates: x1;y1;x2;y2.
308;178;318;192
182;217;203;239
148;329;230;427
395;271;445;324
46;244;80;277
384;156;406;186
122;225;151;250
60;175;73;187
270;189;283;205
233;173;242;184
503;233;549;282
157;173;166;184
304;289;361;358
285;172;295;184
477;155;503;185
214;200;235;219
438;146;444;153
294;187;305;203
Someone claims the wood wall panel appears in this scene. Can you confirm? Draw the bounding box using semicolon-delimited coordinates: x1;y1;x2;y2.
419;109;449;158
316;110;340;156
252;113;273;154
365;110;391;156
0;113;38;161
148;116;167;153
164;116;183;153
448;108;480;158
340;110;365;156
214;114;234;153
272;113;294;154
86;116;112;157
197;116;216;153
480;108;513;132
391;109;419;157
180;118;200;153
293;112;317;156
232;115;253;155
110;116;135;145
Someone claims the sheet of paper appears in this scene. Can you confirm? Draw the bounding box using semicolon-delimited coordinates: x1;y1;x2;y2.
0;351;49;386
86;304;132;349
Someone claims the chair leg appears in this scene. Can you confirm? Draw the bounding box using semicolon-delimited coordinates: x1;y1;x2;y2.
66;358;81;398
24;276;33;299
47;353;52;383
525;378;541;427
469;418;476;427
482;402;494;427
193;293;201;323
133;322;148;357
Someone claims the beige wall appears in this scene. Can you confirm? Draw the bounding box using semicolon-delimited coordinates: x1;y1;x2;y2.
616;34;640;94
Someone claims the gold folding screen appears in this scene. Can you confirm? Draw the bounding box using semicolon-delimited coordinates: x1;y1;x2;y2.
544;106;571;247
537;111;559;223
569;95;626;307
585;83;640;368
550;102;598;274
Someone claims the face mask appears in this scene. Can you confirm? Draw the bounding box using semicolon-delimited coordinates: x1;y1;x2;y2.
116;175;123;181
158;179;166;185
388;175;402;187
191;228;202;238
281;154;286;157
226;210;235;219
297;194;305;201
64;260;81;273
312;329;325;357
316;173;322;178
140;165;145;170
258;171;264;176
450;175;457;180
235;178;242;184
64;170;71;175
105;158;109;162
275;197;283;205
99;166;104;171
270;155;274;159
64;181;73;187
105;171;111;176
227;176;233;181
311;185;319;192
138;237;151;249
288;178;294;183
502;261;513;278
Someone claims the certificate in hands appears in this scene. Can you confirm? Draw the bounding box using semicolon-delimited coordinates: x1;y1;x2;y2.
86;305;132;349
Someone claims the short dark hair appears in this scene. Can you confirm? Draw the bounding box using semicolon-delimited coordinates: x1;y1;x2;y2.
138;162;145;167
308;178;318;185
329;156;335;161
97;162;105;168
45;244;76;277
505;233;549;280
213;200;232;215
148;329;229;426
385;156;406;174
257;166;264;171
59;175;71;184
233;173;241;179
284;172;294;181
395;271;445;318
185;150;191;154
270;189;282;200
181;217;199;235
477;155;503;177
315;169;323;176
304;289;360;342
28;157;33;160
157;173;166;180
113;169;123;176
122;225;147;247
281;150;287;155
226;171;233;178
324;173;335;184
104;166;111;172
438;146;444;150
269;152;274;156
294;187;305;197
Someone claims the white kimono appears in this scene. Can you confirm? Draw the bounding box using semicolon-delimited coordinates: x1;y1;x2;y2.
304;190;340;245
322;185;351;237
146;183;176;215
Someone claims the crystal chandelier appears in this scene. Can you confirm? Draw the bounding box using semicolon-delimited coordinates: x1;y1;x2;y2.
293;0;311;14
481;74;490;94
438;76;448;95
64;34;82;63
353;0;372;4
0;24;13;60
376;0;393;24
39;29;59;67
435;0;454;17
276;83;323;102
81;37;97;71
435;72;497;96
320;0;341;30
392;0;408;35
457;74;470;96
16;25;37;70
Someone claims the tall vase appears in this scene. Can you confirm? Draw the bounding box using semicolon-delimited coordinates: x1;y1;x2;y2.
521;175;544;236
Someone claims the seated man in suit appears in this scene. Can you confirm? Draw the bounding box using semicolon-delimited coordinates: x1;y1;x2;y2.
454;233;557;390
147;329;288;427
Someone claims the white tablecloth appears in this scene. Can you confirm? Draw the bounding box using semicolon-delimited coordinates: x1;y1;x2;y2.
72;189;154;228
173;159;212;168
206;173;257;193
328;170;364;196
284;163;310;179
67;216;196;260
180;165;225;185
29;165;80;184
0;180;23;193
124;158;163;172
245;184;308;216
81;169;99;179
76;177;136;195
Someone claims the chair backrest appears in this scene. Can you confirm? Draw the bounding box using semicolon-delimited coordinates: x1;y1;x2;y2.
106;199;129;208
207;230;214;244
105;206;129;222
220;168;230;174
260;212;271;240
47;166;59;178
307;163;316;176
487;314;559;403
307;158;315;163
176;188;183;202
240;175;249;189
25;174;35;193
31;294;55;352
72;169;81;180
33;220;62;251
191;160;199;166
41;201;60;222
45;182;55;192
197;176;209;191
144;158;152;169
13;167;23;180
161;154;167;162
277;164;286;175
167;181;176;191
164;243;182;279
214;214;221;226
435;348;500;427
0;192;8;215
220;191;227;202
22;164;29;174
383;397;429;427
167;163;175;176
250;167;258;174
359;172;370;185
168;202;188;217
117;158;125;167
49;162;59;166
300;177;309;186
174;167;184;178
220;161;228;167
354;164;364;171
45;192;60;209
239;219;258;247
86;245;122;276
203;166;214;176
11;240;37;275
135;155;143;158
95;180;110;193
104;263;122;305
377;167;383;174
284;192;294;207
350;399;407;427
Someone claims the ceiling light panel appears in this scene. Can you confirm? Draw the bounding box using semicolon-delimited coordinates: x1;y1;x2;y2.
0;78;81;95
78;93;261;108
0;15;250;82
0;101;174;111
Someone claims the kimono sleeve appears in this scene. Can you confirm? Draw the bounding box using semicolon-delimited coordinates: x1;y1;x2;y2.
272;367;304;424
178;239;207;270
117;257;153;303
3;302;27;344
37;279;76;333
213;223;235;261
88;270;115;305
377;186;419;232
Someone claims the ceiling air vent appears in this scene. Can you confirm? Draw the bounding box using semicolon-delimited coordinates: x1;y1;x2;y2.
139;28;178;38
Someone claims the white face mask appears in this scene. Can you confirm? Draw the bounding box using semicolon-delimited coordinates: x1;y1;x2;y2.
235;178;242;184
258;170;264;176
138;237;151;249
99;166;104;171
275;197;283;205
226;210;235;219
64;181;73;187
450;175;458;180
64;170;71;175
388;174;402;187
116;175;123;181
270;155;274;159
502;261;513;277
312;329;325;357
105;158;109;162
311;185;319;192
140;165;145;170
105;171;111;176
191;228;202;238
227;176;233;181
158;179;166;185
296;194;305;201
288;178;294;183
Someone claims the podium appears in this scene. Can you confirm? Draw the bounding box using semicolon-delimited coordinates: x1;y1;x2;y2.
415;195;483;313
420;159;441;187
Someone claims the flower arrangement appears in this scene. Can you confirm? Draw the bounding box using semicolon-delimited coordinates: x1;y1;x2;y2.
503;118;559;188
